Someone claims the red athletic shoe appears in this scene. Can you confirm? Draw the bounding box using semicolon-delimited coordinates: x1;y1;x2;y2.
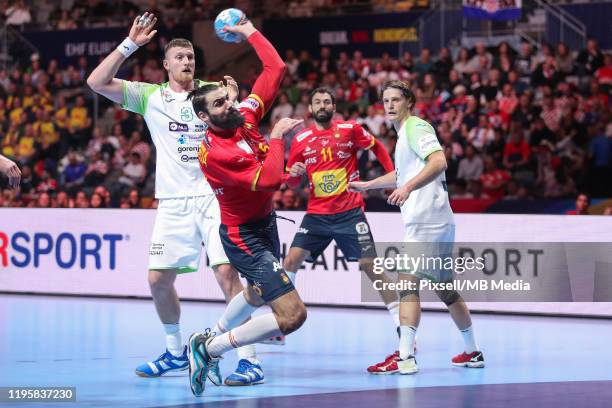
451;351;485;368
367;351;399;374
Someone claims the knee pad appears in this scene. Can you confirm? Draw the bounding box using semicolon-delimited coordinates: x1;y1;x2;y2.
437;289;460;306
399;288;420;301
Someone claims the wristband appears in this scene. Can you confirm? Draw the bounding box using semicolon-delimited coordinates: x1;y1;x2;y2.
117;37;139;58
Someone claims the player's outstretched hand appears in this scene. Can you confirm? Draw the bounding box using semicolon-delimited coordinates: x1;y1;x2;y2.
347;181;370;192
0;155;21;189
270;118;303;140
387;185;411;207
289;162;306;177
223;76;239;103
129;12;158;46
224;18;256;40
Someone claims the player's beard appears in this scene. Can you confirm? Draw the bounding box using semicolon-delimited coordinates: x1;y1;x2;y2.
314;109;333;125
209;107;245;130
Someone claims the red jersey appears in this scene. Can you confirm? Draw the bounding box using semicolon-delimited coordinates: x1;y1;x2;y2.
198;31;286;226
286;120;394;214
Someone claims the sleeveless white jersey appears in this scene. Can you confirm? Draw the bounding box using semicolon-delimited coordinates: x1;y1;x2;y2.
122;80;213;198
394;115;454;225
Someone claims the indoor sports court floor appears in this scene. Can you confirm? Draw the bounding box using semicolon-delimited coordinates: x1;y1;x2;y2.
1;294;611;408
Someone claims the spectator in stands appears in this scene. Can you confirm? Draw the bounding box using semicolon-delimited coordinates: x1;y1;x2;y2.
577;38;604;76
467;114;493;150
90;192;105;209
453;47;472;78
503;126;531;176
432;47;453;84
555;42;574;77
55;190;69;208
5;0;31;27
587;122;611;197
566;193;590;215
62;151;87;193
37;191;52;208
532;55;561;88
116;151;146;190
56;9;77;30
126;188;141;209
359;105;385;137
469;42;492;75
457;144;483;182
413;48;433;79
284;49;299;78
94;185;112;207
595;54;612;87
271;93;294;125
480;155;511;199
75;191;89;208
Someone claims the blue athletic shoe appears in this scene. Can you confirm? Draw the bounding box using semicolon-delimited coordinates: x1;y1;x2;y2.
135;346;189;377
224;358;265;386
188;330;220;397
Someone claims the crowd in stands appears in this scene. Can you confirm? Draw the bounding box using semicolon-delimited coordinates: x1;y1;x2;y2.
270;38;611;209
2;0;430;32
0;2;610;211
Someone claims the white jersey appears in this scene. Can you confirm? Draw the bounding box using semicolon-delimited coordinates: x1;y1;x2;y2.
394;115;454;225
122;80;213;199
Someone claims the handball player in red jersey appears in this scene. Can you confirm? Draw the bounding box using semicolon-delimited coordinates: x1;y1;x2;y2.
282;87;405;350
185;19;305;396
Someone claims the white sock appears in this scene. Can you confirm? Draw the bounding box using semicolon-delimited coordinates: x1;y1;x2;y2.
386;301;400;328
208;314;282;357
399;325;417;360
460;326;478;353
286;271;296;284
216;291;259;333
237;344;258;362
163;323;183;357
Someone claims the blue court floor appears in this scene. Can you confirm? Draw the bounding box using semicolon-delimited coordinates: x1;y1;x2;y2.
1;294;611;407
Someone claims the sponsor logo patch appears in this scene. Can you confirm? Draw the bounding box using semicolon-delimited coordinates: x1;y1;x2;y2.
296;130;313;143
169;122;188;132
312;168;347;198
355;222;370;235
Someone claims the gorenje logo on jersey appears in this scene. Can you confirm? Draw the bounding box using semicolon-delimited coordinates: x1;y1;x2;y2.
169;122;189;132
0;231;123;270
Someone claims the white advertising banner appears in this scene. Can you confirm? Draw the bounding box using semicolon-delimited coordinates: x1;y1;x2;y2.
1;209;611;317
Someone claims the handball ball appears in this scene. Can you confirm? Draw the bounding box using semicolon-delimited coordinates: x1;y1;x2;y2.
214;8;246;43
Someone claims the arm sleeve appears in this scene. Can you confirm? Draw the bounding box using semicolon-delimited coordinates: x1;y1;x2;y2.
369;139;395;173
284;138;303;188
247;31;286;117
406;121;443;161
121;81;160;115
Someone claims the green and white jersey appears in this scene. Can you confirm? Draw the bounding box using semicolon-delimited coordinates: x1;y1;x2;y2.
122;80;213;199
394;115;454;225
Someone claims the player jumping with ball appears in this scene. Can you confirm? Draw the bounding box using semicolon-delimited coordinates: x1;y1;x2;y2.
187;18;307;397
87;11;264;386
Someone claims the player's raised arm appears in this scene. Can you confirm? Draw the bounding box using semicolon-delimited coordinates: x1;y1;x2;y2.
87;12;158;104
225;20;286;113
